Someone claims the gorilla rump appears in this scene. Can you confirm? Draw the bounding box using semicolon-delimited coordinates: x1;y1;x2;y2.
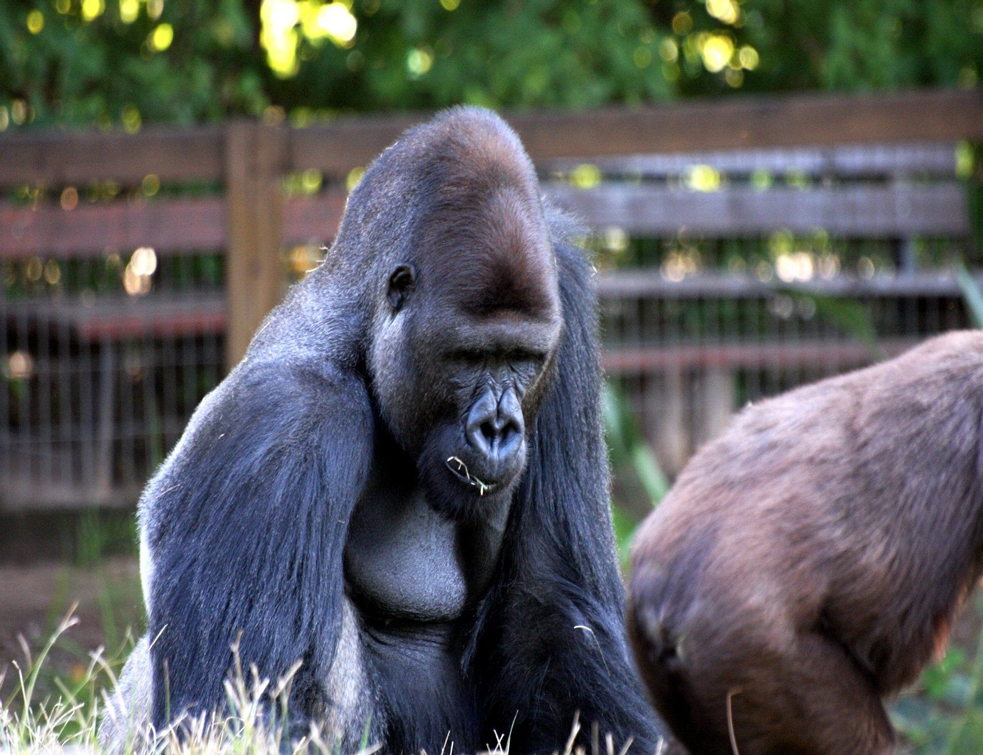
101;108;665;754
628;331;983;755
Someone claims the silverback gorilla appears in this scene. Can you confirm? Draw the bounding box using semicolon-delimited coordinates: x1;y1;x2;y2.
628;331;983;755
100;108;665;753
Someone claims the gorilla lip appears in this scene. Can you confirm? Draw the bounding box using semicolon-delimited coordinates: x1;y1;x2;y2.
445;456;497;496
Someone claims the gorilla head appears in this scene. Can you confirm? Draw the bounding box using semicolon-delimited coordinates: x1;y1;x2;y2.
362;111;563;519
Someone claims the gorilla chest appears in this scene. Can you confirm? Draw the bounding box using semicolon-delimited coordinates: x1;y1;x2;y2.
344;469;509;623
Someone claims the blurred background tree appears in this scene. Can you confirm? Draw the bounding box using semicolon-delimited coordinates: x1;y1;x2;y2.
1;0;982;130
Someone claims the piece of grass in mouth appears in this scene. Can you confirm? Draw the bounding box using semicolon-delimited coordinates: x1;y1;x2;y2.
446;456;492;496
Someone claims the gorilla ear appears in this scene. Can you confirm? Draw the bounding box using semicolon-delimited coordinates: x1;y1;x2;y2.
387;264;416;311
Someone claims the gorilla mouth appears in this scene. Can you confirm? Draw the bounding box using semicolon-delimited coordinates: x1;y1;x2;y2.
445;456;499;496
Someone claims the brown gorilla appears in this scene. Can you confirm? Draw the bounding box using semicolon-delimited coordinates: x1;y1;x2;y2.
628;330;983;755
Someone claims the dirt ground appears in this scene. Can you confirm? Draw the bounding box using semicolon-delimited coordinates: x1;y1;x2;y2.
0;556;144;698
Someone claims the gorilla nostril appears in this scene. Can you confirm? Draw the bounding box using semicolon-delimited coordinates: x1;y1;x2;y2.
500;419;520;444
481;415;517;443
480;419;498;444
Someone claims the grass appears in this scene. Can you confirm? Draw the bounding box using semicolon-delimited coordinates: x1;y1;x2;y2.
4;546;983;755
9;597;983;755
0;606;364;754
2;608;105;753
1;604;654;755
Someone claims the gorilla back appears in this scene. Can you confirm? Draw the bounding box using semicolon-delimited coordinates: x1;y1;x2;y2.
100;108;664;754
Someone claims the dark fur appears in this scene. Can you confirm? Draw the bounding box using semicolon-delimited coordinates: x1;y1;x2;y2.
627;331;983;755
100;108;665;754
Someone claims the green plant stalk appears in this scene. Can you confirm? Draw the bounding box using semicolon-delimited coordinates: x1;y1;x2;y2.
943;621;983;755
602;383;669;507
17;606;79;724
955;262;983;329
631;443;669;504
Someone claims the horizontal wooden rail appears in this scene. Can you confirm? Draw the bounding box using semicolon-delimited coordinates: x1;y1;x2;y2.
293;89;983;174
1;89;981;188
284;192;347;245
0;192;347;259
0;197;225;258
601;338;916;374
0;471;143;511
546;183;967;237
596;270;983;299
543;141;959;179
4;272;972;345
5;295;227;340
508;89;983;162
0;125;224;188
1;179;964;260
288;114;424;176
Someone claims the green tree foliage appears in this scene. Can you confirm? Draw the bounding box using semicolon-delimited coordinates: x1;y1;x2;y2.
1;0;981;129
0;0;268;127
276;0;673;112
731;0;983;93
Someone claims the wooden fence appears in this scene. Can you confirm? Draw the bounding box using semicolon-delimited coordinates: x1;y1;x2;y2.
1;88;982;509
3;88;981;366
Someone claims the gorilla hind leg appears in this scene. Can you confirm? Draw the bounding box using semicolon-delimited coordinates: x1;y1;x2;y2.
764;630;893;755
690;627;893;755
315;599;387;752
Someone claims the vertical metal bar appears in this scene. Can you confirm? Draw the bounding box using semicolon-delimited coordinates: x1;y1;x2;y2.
96;338;114;498
0;271;9;500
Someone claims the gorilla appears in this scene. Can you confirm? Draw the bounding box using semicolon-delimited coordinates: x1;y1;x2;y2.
101;107;665;754
627;331;983;755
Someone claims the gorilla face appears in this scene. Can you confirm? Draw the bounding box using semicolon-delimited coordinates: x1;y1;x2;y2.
370;182;561;520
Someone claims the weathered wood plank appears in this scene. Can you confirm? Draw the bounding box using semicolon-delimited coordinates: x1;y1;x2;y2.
1;90;979;185
597;270;983;299
289;114;425;176
0;193;346;259
547;183;967;237
544;141;959;179
602;338;917;373
4;294;227;340
284;191;347;245
513;89;983;161
0;180;964;260
0;197;225;259
0;125;224;188
286;89;983;174
224;122;288;370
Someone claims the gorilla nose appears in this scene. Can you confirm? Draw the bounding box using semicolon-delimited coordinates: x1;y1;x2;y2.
466;388;524;470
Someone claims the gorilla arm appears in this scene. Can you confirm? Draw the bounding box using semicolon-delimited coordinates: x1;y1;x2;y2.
477;241;666;754
140;357;374;734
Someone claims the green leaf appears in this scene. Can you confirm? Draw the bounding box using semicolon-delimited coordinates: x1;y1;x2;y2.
956;262;983;329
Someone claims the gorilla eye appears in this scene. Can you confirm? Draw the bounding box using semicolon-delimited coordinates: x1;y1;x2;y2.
387;264;416;311
451;350;485;367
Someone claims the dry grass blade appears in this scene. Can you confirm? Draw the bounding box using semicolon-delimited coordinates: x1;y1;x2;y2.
726;688;742;755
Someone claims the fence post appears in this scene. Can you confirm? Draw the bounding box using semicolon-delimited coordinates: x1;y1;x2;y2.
224;121;287;372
